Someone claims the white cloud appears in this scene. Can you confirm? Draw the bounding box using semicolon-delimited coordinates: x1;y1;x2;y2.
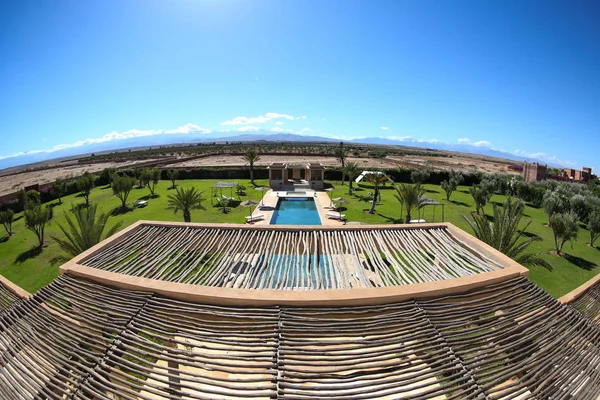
299;127;312;133
297;116;307;120
270;127;286;132
385;136;439;144
457;137;491;147
166;123;211;134
275;121;284;126
380;126;389;131
0;128;164;161
234;126;260;132
221;112;297;125
512;150;576;167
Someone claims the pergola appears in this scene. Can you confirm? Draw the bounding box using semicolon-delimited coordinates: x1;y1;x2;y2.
210;181;238;205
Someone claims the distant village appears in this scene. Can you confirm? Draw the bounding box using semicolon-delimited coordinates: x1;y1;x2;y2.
521;162;593;183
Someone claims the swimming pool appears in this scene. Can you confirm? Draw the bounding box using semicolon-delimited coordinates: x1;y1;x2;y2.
270;197;321;225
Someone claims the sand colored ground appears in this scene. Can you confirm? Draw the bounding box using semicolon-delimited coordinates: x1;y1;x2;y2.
165;155;398;169
0;151;518;198
0;159;157;197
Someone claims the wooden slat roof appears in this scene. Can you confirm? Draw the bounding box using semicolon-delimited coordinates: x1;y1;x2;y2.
81;225;504;290
569;279;600;328
1;274;600;398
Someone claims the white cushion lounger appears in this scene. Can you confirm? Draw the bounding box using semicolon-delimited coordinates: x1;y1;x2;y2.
326;212;345;220
245;214;265;223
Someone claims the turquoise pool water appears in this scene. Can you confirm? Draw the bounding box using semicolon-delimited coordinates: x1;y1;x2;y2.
270;197;321;225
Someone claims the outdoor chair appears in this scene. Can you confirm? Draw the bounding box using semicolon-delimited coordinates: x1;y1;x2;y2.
326;211;345;221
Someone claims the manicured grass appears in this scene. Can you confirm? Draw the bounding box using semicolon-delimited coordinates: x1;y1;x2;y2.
1;178;599;298
0;179;269;293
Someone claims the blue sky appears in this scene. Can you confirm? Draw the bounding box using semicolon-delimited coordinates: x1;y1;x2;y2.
1;0;598;169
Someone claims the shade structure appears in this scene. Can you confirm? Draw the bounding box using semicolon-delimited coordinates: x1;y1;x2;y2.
79;224;505;289
2;274;600;398
240;199;260;217
254;186;269;206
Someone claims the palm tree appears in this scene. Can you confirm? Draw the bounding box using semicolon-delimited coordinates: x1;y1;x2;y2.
365;173;388;214
394;183;426;224
167;186;206;222
51;204;123;262
244;149;261;185
342;162;361;195
465;198;551;269
334;143;348;185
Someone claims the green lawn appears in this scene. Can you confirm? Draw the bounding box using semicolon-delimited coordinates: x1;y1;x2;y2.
1;178;598;298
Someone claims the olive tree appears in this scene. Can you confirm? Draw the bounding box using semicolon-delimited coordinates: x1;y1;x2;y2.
51;179;66;204
24;205;51;247
0;210;14;236
167;169;179;189
588;209;600;247
411;170;430;185
469;185;488;215
549;212;578;256
77;173;95;207
141;168;161;197
112;175;136;209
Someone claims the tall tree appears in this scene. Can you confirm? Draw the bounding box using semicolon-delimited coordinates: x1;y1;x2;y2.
543;191;566;225
334;143;348;185
77;173;95;207
0;210;14;236
411;170;430;185
112;175;136;209
51;179;66;204
469;185;488;215
101;168;117;186
167;187;206;222
342;162;361;195
167;170;179;189
26;190;41;208
549;212;578;256
24;205;51;247
51;204;123;262
365;173;388;214
141;168;161;197
243;149;261;185
394;183;426;223
134;169;145;187
441;170;464;201
466;198;551;269
588;209;600;247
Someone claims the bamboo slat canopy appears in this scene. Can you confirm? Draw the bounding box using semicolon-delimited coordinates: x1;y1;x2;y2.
81;225;504;290
1;274;600;398
569;279;600;327
0;281;19;312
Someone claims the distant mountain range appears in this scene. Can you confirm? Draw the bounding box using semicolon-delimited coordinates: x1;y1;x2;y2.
0;130;559;170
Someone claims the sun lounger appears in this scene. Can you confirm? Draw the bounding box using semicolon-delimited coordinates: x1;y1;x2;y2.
245;214;265;223
410;219;426;224
133;200;148;208
326;212;345;220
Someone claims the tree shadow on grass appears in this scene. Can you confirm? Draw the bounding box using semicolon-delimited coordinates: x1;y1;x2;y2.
426;188;439;194
101;185;111;190
111;206;134;216
70;203;88;212
450;200;469;207
15;245;43;263
521;231;541;240
0;236;9;244
13;215;23;222
377;213;403;224
563;253;597;271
